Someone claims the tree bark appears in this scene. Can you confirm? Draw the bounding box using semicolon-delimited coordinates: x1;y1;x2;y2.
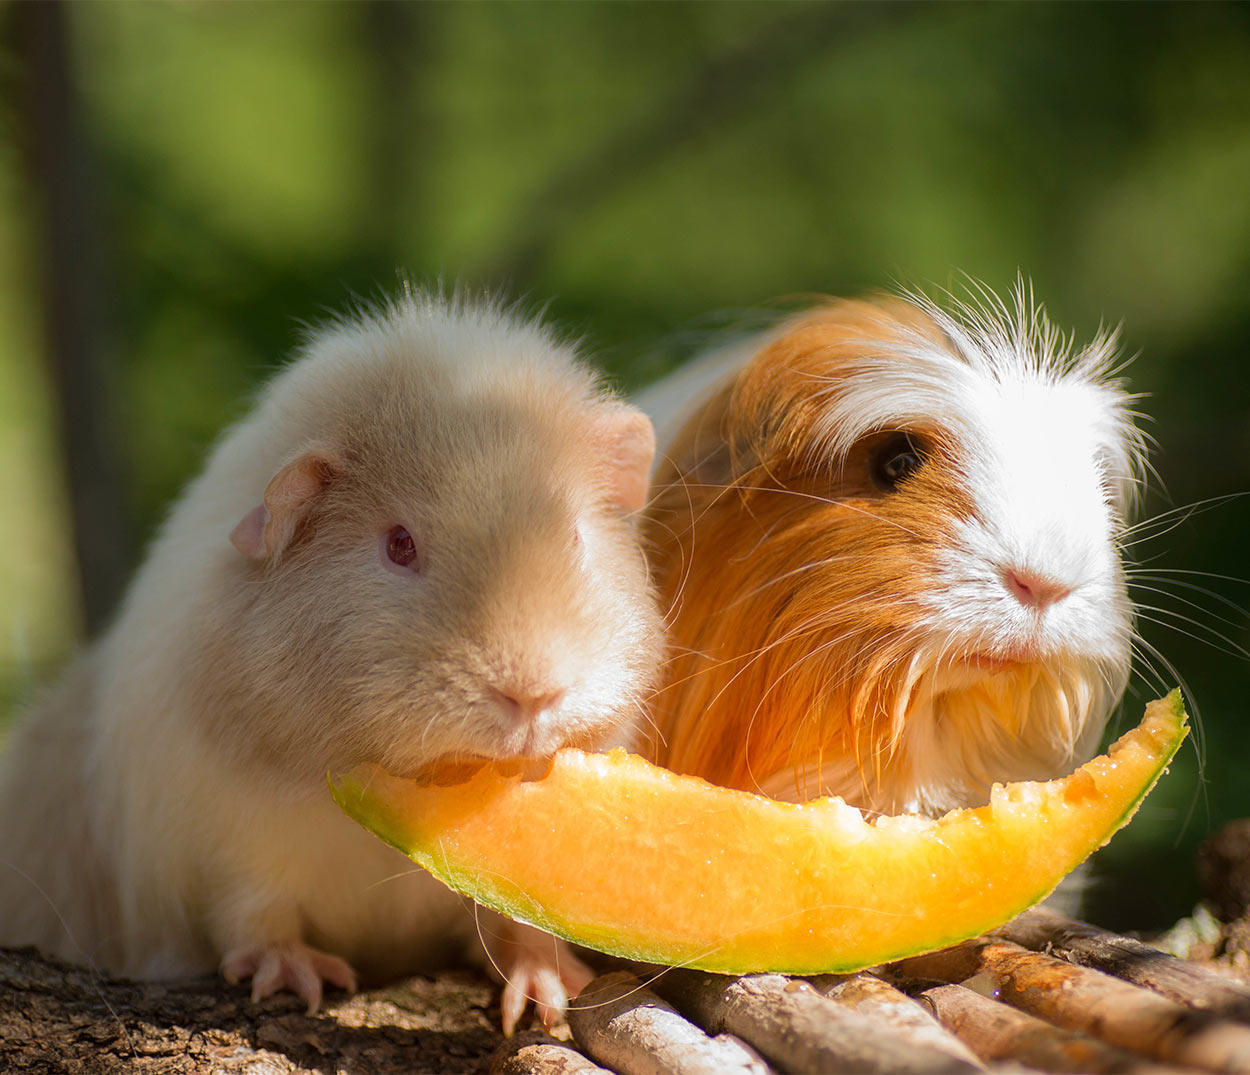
653;969;979;1074
997;906;1250;1021
568;971;769;1075
0;945;504;1074
10;0;131;635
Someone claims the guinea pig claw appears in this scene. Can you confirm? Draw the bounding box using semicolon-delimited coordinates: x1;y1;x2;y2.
500;976;534;1039
501;963;575;1037
488;921;594;1035
220;941;358;1015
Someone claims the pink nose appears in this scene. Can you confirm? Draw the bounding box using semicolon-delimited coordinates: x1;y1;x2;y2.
491;687;566;724
1004;568;1072;610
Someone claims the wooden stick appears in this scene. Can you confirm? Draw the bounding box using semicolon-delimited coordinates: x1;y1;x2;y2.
490;1031;614;1075
918;981;1178;1074
654;970;982;1073
568;971;771;1075
955;940;1250;1073
819;973;987;1071
996;907;1250;1022
888;941;989;986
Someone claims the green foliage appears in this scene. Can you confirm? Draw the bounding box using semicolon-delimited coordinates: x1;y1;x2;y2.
2;0;1247;928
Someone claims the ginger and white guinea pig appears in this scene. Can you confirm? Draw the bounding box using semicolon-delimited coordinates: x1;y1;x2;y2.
638;286;1146;817
0;292;664;1031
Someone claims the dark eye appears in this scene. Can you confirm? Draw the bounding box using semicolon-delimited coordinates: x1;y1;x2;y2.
383;525;422;573
871;433;925;491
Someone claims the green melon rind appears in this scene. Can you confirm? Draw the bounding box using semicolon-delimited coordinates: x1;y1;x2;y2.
1101;688;1187;835
830;688;1189;971
329;776;594;950
328;690;1187;972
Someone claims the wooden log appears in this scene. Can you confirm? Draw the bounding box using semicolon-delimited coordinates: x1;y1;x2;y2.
568;971;771;1075
961;940;1250;1073
818;972;986;1070
888;941;989;986
491;1030;615;1075
918;981;1179;1074
654;969;982;1073
996;907;1250;1022
0;943;505;1073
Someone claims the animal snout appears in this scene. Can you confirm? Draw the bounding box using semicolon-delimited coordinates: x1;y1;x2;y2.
489;685;567;724
1002;567;1073;611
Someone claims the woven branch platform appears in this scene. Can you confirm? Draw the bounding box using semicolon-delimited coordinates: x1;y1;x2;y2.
547;907;1250;1075
7;822;1250;1073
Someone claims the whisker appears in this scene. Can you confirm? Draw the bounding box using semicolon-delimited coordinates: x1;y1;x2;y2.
1132;597;1250;662
1127;640;1172;702
1127;566;1250;586
661;476;932;542
1129;634;1205;766
1130;587;1250;645
1127;572;1250;622
720;555;909;610
1121;493;1250;545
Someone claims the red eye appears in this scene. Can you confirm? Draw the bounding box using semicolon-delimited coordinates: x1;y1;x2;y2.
384;525;421;572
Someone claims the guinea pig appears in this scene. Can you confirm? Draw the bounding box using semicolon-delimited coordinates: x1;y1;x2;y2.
639;286;1146;817
0;291;664;1032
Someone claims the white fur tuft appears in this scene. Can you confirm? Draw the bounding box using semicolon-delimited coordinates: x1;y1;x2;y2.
642;281;1146;817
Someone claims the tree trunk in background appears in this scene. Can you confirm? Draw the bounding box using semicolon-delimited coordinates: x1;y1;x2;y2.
364;0;425;255
12;0;131;636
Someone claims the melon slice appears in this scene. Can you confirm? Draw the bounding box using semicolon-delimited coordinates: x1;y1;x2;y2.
330;691;1187;974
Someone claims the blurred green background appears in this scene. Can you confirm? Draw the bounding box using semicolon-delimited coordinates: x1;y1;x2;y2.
1;1;1247;930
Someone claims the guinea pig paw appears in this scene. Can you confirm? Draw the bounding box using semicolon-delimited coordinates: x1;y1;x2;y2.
221;941;358;1015
487;922;594;1036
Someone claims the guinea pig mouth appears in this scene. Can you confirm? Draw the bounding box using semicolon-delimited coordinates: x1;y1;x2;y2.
940;648;1040;686
397;754;554;786
965;652;1028;673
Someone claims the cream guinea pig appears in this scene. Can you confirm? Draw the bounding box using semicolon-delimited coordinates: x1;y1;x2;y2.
637;286;1146;817
0;291;664;1032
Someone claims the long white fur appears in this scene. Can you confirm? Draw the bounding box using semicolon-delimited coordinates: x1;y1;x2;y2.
0;293;662;995
640;284;1147;816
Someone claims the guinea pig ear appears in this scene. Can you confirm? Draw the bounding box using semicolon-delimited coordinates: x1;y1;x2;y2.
230;447;342;562
588;404;656;514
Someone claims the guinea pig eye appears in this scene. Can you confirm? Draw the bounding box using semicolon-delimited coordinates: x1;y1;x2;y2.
382;525;423;574
871;433;926;491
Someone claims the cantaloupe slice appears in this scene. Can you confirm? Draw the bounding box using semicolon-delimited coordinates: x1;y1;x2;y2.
330;691;1187;974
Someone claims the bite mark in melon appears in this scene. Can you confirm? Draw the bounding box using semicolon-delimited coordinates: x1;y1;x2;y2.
330;691;1187;974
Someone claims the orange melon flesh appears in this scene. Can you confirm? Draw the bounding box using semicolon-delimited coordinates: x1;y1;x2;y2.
330;691;1187;974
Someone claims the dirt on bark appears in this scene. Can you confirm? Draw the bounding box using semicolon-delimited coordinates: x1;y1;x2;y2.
0;945;507;1074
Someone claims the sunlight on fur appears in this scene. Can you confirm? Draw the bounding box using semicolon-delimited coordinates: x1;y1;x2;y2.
643;284;1145;816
